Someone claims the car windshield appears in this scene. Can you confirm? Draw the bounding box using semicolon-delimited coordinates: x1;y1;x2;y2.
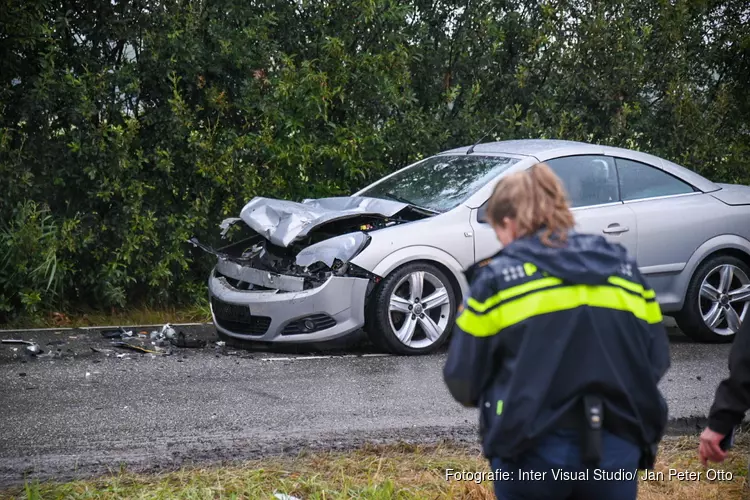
358;155;519;213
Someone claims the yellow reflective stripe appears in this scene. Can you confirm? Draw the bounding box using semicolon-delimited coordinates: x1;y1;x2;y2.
456;284;663;337
465;274;657;315
607;276;656;299
467;276;564;313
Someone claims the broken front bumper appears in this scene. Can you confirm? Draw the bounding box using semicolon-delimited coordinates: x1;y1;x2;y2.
208;261;369;343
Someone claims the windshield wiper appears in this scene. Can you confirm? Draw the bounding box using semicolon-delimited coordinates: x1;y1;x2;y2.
384;191;414;205
384;192;439;214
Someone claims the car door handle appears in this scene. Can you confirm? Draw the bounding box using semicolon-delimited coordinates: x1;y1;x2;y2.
602;224;629;234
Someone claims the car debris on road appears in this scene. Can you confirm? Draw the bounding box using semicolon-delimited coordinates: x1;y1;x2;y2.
95;323;209;357
3;323;225;365
2;339;43;356
170;331;206;348
100;327;134;339
111;342;164;355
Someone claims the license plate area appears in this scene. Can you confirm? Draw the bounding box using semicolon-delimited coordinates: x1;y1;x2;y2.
211;298;271;335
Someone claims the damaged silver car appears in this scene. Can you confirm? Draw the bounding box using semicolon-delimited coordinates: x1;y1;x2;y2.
190;152;522;354
191;139;750;354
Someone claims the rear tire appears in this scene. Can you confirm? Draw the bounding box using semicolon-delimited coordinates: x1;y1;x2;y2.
675;255;750;343
364;262;457;355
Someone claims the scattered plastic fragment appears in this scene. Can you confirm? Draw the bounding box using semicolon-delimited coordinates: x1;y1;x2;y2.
146;323;180;348
2;339;44;356
111;342;162;355
101;327;133;339
2;339;35;345
142;323;205;350
215;341;226;347
90;347;114;356
37;349;62;359
160;324;177;339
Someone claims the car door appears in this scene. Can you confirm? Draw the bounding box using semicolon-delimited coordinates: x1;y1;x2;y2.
612;155;711;298
470;154;638;262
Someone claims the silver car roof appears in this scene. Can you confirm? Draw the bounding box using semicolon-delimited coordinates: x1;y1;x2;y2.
441;139;596;156
441;139;720;193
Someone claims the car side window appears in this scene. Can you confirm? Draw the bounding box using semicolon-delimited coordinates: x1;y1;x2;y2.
615;157;696;201
544;155;619;208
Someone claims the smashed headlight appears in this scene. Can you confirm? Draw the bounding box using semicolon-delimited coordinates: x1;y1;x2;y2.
295;232;370;268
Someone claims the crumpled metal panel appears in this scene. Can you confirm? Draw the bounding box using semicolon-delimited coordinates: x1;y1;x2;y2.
216;259;304;292
239;196;408;247
219;217;242;238
295;232;368;268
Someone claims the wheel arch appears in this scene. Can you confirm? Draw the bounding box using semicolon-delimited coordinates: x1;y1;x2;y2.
677;235;750;310
368;246;470;302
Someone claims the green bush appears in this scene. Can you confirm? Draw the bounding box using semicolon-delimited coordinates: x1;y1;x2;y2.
1;0;748;320
0;201;73;320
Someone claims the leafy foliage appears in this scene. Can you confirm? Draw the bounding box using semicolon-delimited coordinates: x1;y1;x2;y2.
1;0;748;320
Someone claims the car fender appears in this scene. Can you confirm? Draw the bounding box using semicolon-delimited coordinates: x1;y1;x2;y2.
367;246;470;300
673;234;750;310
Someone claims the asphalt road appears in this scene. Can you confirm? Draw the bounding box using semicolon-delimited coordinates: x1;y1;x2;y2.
0;323;734;487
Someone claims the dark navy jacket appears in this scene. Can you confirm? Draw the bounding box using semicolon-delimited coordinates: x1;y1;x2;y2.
708;317;750;435
443;230;670;461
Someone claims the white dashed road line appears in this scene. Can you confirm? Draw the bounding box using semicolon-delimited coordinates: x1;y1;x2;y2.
262;353;392;361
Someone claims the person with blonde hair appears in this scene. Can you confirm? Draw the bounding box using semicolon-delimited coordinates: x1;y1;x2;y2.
443;163;670;500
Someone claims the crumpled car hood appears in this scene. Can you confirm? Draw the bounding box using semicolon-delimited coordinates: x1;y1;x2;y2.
239;196;409;247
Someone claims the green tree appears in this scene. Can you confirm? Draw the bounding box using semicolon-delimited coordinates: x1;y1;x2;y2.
1;0;748;320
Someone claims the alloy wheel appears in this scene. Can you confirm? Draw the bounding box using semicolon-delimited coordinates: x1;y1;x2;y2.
387;271;452;349
699;264;750;336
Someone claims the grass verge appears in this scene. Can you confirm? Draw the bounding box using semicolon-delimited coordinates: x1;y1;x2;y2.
2;436;747;500
1;304;212;330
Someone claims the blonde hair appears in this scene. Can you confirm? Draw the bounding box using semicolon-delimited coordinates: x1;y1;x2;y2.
486;162;575;246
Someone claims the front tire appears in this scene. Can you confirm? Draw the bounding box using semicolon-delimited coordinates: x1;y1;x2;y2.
675;255;750;343
365;262;457;355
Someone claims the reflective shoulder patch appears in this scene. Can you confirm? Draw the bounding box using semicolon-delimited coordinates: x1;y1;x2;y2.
499;263;533;283
523;262;538;276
